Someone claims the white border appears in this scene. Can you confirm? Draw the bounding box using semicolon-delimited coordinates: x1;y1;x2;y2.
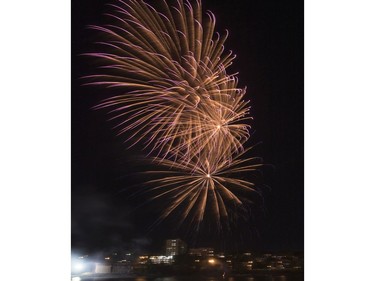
306;0;375;280
0;0;71;280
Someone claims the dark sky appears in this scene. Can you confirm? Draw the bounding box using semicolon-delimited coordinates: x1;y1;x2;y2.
72;0;303;255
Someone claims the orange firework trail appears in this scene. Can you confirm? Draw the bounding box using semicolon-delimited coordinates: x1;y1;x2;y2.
144;148;262;228
84;0;261;226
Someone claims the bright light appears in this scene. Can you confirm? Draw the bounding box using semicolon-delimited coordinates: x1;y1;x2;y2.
208;259;215;264
72;277;81;281
206;174;211;178
216;125;221;129
74;262;84;271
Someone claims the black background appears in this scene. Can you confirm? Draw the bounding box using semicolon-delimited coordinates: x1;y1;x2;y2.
72;0;303;255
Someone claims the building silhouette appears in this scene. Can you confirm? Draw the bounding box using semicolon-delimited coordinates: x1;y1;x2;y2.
165;239;187;256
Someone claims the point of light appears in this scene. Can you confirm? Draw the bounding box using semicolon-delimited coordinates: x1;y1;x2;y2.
208;259;215;264
216;125;221;129
73;262;84;271
206;174;211;178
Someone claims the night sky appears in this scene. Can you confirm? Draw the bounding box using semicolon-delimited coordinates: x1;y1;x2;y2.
72;0;303;255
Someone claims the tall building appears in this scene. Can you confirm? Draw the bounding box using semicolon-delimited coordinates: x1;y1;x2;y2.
165;239;187;256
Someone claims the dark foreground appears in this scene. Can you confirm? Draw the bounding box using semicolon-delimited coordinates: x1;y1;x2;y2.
73;272;304;281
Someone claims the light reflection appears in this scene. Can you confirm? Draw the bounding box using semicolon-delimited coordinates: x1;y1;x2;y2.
154;278;177;281
135;278;147;281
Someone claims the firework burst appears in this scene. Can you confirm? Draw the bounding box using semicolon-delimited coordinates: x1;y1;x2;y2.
143;148;262;229
84;0;261;227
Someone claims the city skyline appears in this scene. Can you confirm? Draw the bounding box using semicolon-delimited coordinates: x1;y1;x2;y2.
71;239;303;277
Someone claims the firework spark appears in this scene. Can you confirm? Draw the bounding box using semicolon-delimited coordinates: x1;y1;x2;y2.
143;148;262;229
84;0;260;227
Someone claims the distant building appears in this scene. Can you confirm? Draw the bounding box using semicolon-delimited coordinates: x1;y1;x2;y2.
165;239;187;256
149;255;174;264
137;255;149;264
95;263;112;273
188;248;214;257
